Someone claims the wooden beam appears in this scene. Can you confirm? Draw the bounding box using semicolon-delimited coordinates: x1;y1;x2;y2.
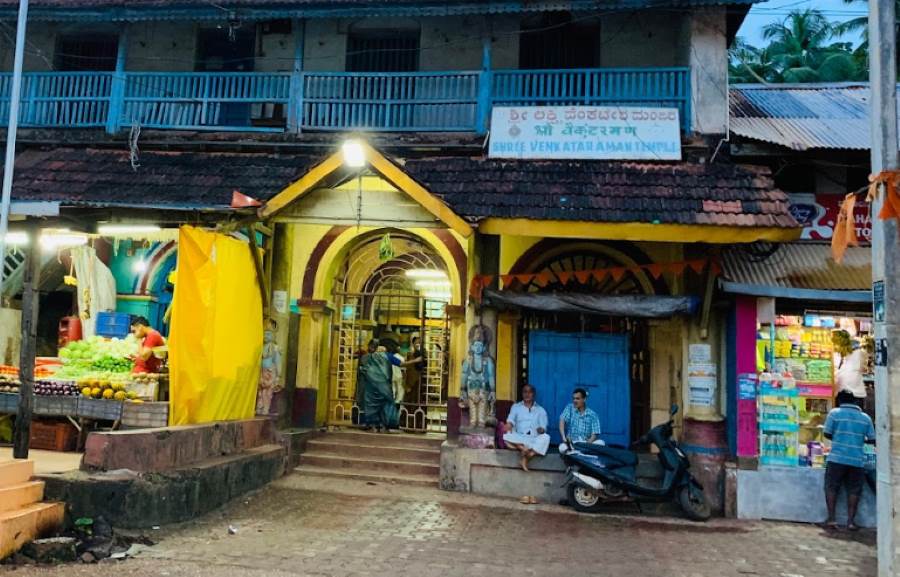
699;253;719;340
253;222;273;237
258;152;344;219
257;142;474;237
363;142;474;237
13;224;40;459
217;214;260;235
262;223;275;309
249;235;270;315
477;218;802;244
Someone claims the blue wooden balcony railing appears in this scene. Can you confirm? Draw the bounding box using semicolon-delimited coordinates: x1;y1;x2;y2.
0;67;691;134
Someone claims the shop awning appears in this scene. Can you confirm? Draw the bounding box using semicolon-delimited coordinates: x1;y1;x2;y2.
482;289;699;318
720;243;872;303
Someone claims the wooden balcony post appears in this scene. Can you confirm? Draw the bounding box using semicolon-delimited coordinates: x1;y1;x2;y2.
287;18;305;133
105;25;128;134
475;34;492;135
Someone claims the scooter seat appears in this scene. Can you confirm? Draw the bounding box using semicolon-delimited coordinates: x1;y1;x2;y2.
573;443;639;467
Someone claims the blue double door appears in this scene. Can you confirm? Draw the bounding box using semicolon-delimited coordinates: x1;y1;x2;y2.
528;331;631;447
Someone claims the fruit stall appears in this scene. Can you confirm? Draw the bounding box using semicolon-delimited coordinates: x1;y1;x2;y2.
0;332;170;451
2;224;265;456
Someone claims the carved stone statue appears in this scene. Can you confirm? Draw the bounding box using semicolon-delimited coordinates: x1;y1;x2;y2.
459;325;495;429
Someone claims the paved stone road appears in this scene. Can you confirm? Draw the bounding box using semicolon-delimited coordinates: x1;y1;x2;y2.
3;475;876;577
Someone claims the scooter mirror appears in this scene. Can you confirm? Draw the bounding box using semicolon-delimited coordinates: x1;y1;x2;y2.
670;404;679;416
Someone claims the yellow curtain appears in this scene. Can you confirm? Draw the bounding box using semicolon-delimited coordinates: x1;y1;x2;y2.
168;226;263;425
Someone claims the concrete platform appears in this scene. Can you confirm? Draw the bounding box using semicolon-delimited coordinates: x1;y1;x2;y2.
42;444;286;529
737;466;876;528
82;418;273;472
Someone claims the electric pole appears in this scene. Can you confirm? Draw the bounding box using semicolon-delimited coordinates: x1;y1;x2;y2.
868;1;899;575
0;0;30;294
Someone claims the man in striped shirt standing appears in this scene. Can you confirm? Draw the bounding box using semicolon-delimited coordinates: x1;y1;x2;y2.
823;390;876;531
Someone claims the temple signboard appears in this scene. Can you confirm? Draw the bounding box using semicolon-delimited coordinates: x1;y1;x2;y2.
488;105;682;161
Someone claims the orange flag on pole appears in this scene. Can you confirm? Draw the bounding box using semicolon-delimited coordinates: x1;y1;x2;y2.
832;193;858;263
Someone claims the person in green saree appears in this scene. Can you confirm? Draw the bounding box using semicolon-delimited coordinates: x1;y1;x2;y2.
357;339;421;432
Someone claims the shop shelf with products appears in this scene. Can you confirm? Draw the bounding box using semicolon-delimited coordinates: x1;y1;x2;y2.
758;375;800;468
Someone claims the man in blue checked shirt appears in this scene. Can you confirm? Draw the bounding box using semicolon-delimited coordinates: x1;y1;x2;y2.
823;390;876;531
558;388;602;451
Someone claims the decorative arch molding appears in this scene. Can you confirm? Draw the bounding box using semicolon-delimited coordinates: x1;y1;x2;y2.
508;239;670;296
301;225;467;305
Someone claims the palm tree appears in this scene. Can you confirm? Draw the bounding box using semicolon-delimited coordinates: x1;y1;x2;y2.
838;0;899;72
762;9;842;82
729;37;778;83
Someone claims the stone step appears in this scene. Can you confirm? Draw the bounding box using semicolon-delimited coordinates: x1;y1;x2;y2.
294;465;438;487
324;430;443;450
0;481;45;514
299;453;440;478
306;440;440;464
0;502;65;559
0;460;34;489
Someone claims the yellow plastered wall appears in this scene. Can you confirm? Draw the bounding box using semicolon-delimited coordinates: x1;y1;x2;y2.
495;312;519;403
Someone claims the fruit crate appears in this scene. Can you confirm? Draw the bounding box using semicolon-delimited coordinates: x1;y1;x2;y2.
95;312;132;339
0;392;19;413
121;401;169;429
33;395;78;416
76;397;124;421
30;420;78;452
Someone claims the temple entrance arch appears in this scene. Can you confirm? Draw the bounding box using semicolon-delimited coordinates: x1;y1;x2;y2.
509;240;666;444
327;229;454;433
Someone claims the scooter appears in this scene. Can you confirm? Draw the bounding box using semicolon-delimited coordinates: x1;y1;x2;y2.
560;404;711;521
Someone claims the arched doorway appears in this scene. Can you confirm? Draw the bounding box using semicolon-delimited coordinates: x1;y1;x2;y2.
327;230;453;433
509;240;667;445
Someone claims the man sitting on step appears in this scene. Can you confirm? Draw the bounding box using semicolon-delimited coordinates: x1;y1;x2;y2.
503;384;551;472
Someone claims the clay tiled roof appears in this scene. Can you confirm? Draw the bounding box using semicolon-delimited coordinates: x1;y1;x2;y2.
402;157;798;228
8;147;797;229
8;148;319;210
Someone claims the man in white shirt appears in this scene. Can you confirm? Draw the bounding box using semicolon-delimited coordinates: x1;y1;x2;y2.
503;384;551;471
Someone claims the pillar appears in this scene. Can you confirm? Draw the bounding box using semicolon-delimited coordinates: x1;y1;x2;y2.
293;299;331;428
686;7;727;135
446;304;467;441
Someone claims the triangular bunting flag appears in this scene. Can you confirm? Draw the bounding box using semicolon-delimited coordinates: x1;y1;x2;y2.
535;271;554;287
645;263;664;279
709;262;722;276
514;274;534;286
231;190;262;208
557;271;574;285
670;262;687;275
574;270;593;284
609;267;626;282
591;269;608;282
500;274;514;288
687;260;706;274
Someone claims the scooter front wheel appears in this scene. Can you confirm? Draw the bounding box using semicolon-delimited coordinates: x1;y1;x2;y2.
567;483;603;513
678;484;711;522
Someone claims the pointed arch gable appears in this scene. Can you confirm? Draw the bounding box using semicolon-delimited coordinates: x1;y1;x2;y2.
259;142;473;238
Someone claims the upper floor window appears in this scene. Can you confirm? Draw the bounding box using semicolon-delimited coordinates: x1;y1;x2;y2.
54;34;118;71
196;25;257;72
346;26;420;72
519;12;600;70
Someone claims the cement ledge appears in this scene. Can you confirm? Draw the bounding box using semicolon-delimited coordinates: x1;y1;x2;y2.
40;444;285;529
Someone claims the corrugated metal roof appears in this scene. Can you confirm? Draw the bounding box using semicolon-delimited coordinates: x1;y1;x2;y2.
730;83;900;151
721;242;871;292
0;0;762;22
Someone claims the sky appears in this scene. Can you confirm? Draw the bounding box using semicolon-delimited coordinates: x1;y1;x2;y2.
738;0;868;46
